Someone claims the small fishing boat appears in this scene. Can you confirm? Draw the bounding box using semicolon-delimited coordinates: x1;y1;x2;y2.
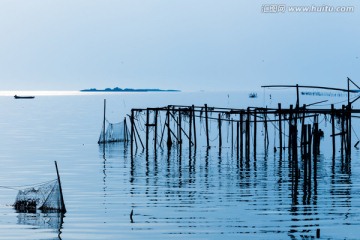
249;92;257;98
14;95;35;99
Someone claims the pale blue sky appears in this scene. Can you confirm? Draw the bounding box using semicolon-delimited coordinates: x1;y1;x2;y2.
0;0;359;91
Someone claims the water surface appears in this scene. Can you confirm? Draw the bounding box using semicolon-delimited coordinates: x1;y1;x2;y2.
0;91;359;239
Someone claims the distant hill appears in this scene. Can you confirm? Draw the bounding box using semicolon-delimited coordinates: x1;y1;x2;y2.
80;87;180;92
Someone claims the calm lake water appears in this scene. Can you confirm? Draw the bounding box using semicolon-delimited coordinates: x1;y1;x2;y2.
0;90;359;239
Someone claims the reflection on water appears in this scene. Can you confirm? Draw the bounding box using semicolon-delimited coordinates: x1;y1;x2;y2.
1;92;360;239
16;211;64;239
96;142;359;239
17;211;64;230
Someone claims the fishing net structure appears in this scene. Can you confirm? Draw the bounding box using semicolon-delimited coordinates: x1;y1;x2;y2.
14;179;64;213
98;119;130;144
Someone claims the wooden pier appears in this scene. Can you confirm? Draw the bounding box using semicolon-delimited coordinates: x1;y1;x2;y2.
128;103;359;159
124;80;360;161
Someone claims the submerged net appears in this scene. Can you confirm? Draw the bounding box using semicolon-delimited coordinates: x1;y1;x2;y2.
98;119;129;143
14;179;63;213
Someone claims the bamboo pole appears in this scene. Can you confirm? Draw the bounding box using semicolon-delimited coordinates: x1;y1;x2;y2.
54;161;66;213
218;113;222;149
253;108;257;157
189;107;192;150
154;109;158;153
130;109;134;154
278;103;282;155
192;105;197;150
167;107;172;149
146;108;150;154
237;121;239;159
330;104;335;156
205;104;210;149
288;105;293;156
100;99;106;144
240;113;243;158
246;108;250;159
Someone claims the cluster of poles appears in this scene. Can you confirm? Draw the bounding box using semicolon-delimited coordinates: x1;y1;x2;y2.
97;79;360;166
99;79;360;164
128;102;357;160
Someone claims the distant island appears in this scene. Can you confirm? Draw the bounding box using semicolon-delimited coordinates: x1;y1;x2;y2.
80;87;180;92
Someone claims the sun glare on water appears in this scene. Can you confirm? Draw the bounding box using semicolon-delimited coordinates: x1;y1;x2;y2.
0;91;93;96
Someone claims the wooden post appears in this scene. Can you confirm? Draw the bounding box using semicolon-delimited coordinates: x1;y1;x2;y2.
240;112;243;158
54;161;66;213
296;84;300;110
348;103;352;158
133;115;144;150
288;105;293;156
264;109;269;150
301;123;306;158
303;124;308;187
313;115;318;156
278;103;282;155
101;99;106;144
189;107;192;150
146;108;150;154
178;110;182;154
301;104;306;155
307;124;312;179
218;113;222;149
205;104;210;149
154;109;158;153
253;108;257;157
167;107;172;149
246;108;250;158
123;117;128;148
130;109;134;155
178;111;182;145
341;105;345;157
231;118;234;153
331;104;336;157
236;121;239;158
192;105;197;150
291;124;298;160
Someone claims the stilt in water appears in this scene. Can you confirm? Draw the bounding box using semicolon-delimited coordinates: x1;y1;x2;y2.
130;109;134;155
146;108;150;155
331;104;336;157
54;161;66;213
236;121;240;159
154;109;158;155
240;112;244;159
166;107;172;150
205;104;210;149
218;113;222;149
130;209;134;223
253;108;257;158
278;103;283;156
189;107;192;155
246;108;250;159
192;105;197;150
